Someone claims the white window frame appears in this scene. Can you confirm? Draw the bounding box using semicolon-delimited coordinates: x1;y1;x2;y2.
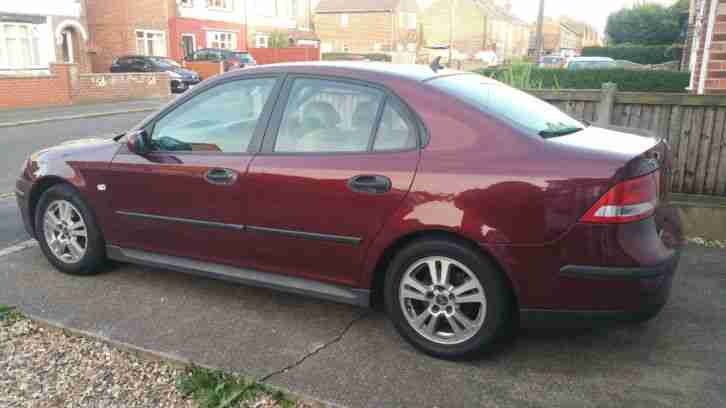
135;29;167;57
255;33;269;48
0;23;43;70
207;31;236;50
340;14;349;27
207;0;232;11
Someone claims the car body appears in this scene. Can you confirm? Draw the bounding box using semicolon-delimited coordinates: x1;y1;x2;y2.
538;55;566;68
566;56;618;70
186;49;257;72
110;55;201;93
16;62;683;358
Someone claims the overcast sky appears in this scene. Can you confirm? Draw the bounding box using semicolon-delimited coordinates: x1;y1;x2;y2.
419;0;679;34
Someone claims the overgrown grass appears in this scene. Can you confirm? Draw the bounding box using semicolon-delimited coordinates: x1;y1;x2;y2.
0;304;22;323
486;63;546;89
176;366;296;408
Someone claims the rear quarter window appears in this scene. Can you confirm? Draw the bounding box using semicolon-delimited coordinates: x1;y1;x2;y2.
428;74;584;138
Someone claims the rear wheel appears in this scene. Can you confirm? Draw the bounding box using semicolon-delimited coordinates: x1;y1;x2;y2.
384;238;512;359
35;184;107;275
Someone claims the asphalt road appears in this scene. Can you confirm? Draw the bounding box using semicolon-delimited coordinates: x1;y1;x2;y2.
0;112;148;247
1;244;724;407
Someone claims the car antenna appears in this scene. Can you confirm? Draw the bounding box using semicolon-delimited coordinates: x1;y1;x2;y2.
430;56;444;72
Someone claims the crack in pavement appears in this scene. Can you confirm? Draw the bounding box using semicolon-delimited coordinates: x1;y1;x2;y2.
258;311;370;383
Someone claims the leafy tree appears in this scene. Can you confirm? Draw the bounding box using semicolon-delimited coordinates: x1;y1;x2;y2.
606;2;684;45
268;31;292;48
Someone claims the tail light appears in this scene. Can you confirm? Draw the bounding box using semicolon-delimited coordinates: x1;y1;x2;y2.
580;171;660;224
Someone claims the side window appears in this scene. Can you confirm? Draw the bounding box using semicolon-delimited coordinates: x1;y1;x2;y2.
373;102;417;151
151;78;276;153
274;78;384;153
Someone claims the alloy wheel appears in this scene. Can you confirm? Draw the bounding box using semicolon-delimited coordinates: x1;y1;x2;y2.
43;200;88;264
398;256;487;345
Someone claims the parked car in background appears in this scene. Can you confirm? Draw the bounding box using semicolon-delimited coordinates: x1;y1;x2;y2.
110;55;200;93
474;50;499;67
186;49;257;72
538;55;566;68
16;63;682;360
566;56;618;70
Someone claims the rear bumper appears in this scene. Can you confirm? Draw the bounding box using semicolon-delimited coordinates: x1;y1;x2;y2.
520;250;680;328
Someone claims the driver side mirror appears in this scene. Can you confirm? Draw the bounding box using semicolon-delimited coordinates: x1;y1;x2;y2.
126;129;150;155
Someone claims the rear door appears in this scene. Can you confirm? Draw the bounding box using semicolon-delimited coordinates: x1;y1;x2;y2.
244;76;421;286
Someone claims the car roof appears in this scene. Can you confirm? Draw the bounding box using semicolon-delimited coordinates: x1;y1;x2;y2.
223;61;469;83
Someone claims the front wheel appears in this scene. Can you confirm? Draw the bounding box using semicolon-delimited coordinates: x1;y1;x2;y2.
384;239;512;359
35;184;107;275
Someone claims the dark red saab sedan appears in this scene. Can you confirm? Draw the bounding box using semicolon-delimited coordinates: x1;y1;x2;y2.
15;62;682;359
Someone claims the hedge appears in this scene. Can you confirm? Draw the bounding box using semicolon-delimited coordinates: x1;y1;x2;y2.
581;45;683;65
322;52;392;62
474;68;691;93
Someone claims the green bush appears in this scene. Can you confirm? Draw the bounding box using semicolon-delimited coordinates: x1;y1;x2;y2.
475;67;690;92
582;45;683;65
322;52;392;62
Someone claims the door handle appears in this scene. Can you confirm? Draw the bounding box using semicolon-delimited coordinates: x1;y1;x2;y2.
347;175;392;194
204;168;238;185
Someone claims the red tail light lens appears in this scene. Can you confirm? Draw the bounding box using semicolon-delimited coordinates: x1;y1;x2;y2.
581;171;660;224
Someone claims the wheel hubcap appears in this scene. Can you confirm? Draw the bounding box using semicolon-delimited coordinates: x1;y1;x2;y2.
43;200;88;264
399;256;487;345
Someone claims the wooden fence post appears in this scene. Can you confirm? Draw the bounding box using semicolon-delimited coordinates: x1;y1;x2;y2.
596;82;617;126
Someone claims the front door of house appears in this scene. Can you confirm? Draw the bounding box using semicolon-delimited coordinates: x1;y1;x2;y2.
181;35;195;59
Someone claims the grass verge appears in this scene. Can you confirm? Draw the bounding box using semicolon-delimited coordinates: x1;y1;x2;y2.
0;304;22;323
176;366;297;408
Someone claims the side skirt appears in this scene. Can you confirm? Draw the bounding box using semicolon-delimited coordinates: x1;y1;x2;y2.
106;245;370;307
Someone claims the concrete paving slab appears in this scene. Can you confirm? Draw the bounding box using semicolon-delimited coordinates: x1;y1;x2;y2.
1;245;724;408
1;247;363;380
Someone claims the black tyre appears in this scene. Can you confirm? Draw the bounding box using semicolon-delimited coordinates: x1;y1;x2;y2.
35;184;107;275
384;238;512;359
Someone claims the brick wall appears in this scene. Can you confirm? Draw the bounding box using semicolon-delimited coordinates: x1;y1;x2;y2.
86;0;171;72
249;47;320;65
705;0;726;93
316;12;395;53
74;73;171;103
0;64;170;110
0;64;73;109
420;0;487;56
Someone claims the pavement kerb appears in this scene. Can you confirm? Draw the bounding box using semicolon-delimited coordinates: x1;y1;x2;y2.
23;312;345;408
0;108;157;129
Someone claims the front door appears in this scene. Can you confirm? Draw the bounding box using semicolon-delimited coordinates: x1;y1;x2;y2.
181;34;195;59
244;77;421;286
104;76;281;264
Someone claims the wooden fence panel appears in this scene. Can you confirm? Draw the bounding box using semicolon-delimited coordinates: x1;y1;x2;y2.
527;87;726;196
694;108;716;194
705;110;726;194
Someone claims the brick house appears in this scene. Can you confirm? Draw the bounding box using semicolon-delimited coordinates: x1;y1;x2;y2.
528;17;580;57
86;0;173;72
247;0;319;49
170;0;248;61
420;0;529;60
684;0;726;94
314;0;419;53
86;0;251;72
0;0;91;74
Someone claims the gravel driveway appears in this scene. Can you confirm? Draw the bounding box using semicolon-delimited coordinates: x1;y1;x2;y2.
1;314;191;408
0;312;319;408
